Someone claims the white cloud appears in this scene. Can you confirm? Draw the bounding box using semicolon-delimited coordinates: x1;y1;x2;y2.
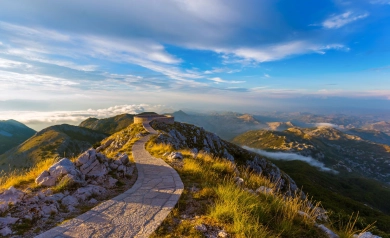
0;70;78;92
264;74;270;78
217;41;347;63
243;146;338;173
0;58;32;69
208;77;245;84
0;104;166;130
322;11;369;29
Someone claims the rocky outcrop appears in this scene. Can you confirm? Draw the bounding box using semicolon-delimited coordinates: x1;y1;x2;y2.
0;148;136;237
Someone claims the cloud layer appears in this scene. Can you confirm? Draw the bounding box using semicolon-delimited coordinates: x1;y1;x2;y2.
243;146;337;173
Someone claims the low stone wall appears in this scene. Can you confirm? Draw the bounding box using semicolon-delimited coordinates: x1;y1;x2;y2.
134;116;174;124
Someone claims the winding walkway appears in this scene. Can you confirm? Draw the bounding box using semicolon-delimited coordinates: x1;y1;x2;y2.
37;122;184;238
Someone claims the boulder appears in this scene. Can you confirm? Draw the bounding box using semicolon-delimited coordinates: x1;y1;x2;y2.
0;187;25;212
218;230;228;238
41;204;58;215
74;185;107;201
256;186;273;194
118;154;130;165
117;165;125;172
315;224;339;238
353;232;381;238
234;177;244;187
106;177;118;188
48;158;77;180
88;198;98;204
61;195;79;207
36;175;56;187
195;224;207;232
47;193;65;202
0;216;19;226
110;163;119;170
168;152;183;161
0;226;12;236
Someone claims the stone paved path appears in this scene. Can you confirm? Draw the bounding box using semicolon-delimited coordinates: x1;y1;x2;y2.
36;122;183;238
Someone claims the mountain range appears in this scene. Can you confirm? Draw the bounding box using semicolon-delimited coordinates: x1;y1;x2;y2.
0;120;35;155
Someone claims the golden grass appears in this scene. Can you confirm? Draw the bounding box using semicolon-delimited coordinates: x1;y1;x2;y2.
147;141;332;237
0;157;58;191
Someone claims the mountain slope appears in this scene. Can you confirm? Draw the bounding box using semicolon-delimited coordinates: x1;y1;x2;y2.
0;124;107;171
233;127;390;184
232;127;390;236
0;120;35;155
346;128;390;145
79;113;134;134
173;110;267;140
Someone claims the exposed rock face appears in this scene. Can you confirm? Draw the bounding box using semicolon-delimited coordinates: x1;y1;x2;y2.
0;187;25;213
36;158;84;187
0;146;136;237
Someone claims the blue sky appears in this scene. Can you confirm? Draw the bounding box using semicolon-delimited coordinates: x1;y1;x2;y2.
0;0;389;129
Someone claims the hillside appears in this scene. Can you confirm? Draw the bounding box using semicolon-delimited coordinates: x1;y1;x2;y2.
233;127;390;184
0;124;107;171
346;128;390;145
363;121;390;136
0;120;35;155
79;113;134;134
232;127;390;236
173;110;267;140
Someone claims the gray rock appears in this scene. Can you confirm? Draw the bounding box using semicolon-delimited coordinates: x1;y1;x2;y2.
48;158;76;180
117;165;125;172
61;195;79;207
110;163;119;170
118;154;129;165
88;198;98;204
315;224;339;238
47;193;65;202
0;216;19;226
256;186;273;194
195;224;207;232
353;232;381;238
74;185;106;201
168;152;183;161
234;177;244;187
106;177;118;188
36;175;56;187
41;204;58;215
0;186;25;212
0;226;12;236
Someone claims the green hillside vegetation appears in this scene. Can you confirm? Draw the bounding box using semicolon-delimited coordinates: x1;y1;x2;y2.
233;128;390;236
79;113;134;134
146;141;373;237
0;124;107;172
233;127;390;183
0;123;146;192
0;120;36;155
271;160;390;237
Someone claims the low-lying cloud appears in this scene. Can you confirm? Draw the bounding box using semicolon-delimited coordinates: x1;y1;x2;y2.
313;123;340;128
243;146;338;173
0;104;166;131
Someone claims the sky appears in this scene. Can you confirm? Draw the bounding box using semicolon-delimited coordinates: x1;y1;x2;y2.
0;0;389;130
